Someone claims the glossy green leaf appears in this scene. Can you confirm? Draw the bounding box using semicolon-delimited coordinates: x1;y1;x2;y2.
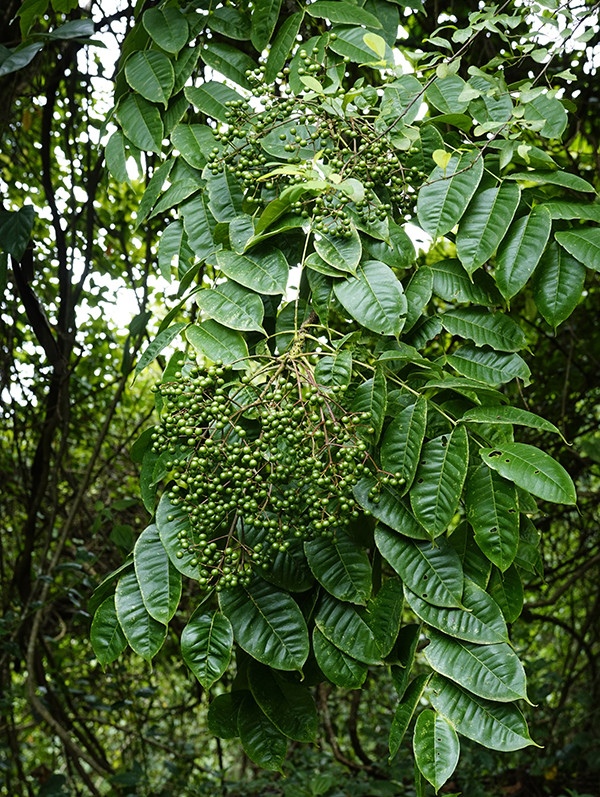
404;268;433;333
91;595;128;667
447;346;531;386
185;81;245;122
143;7;188;54
251;0;283;51
115;94;163;154
262;540;314;593
328;25;392;64
448;523;492;589
466;464;519;572
180;194;217;261
462;406;562;437
201;42;255;90
351;370;387;443
314;350;352;388
410;427;469;537
481;443;576;505
375;529;464;607
424;629;528;702
414;709;460;792
105;131;135;185
125;51;174;107
172;49;201;95
391;624;421;698
312;627;368;688
314;225;361;274
488;565;524;623
207;6;252;41
264;12;304;83
0;205;35;261
380;75;424;126
215;248;288;295
135;323;185;375
507;170;595;193
186;320;249;369
417;151;484;238
381;397;427;494
456;182;521;273
496;206;551;300
353;476;430;540
555;227;600;273
238;693;287;771
334;260;407;337
539;201;600;221
197;281;265;333
206;169;244;222
208;691;245;738
366;578;404;657
405;580;508;644
389;674;430;760
426;74;469;114
181;609;233;690
429;674;538;751
523;93;567;139
115;570;166;661
155;493;199;580
532;242;586;328
441;308;526;352
219;577;309;672
134;524;181;623
135;158;175;227
0;42;43;78
305;532;371;605
248;662;318;742
431;259;499;305
157;221;191;281
308;1;382;26
172;124;215;169
315;594;381;665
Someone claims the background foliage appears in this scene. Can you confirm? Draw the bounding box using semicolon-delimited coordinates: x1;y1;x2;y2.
1;1;599;795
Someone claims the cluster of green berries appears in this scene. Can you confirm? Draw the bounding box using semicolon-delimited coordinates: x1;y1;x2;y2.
152;362;375;591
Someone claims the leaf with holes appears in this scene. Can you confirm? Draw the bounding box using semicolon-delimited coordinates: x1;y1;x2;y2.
414;709;460;792
466;464;519;572
481;444;576;505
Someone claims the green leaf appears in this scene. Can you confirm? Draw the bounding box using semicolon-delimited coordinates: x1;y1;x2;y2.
480;444;576;505
334;260;407;337
0;205;35;260
448;524;491;589
197;282;265;333
414;709;460;792
405;579;508;644
462;406;562;437
447;346;531;386
155;492;199;579
206;169;244;222
219;577;309;672
488;565;523;623
251;0;283;51
314;225;361;274
429;674;538;751
207;6;252;41
125;51;174;107
186;320;249;369
304;532;372;605
157;221;191;280
135;323;186;375
238;693;287;771
555;227;600;273
328;25;392;64
307;1;382;27
353;477;430;541
314;350;352;388
315;594;381;665
185;81;245;122
351;370;387;443
173;48;201;95
115;94;164;154
417;150;484;238
533;242;585;328
426;75;469;114
381;75;424;126
142;7;188;53
381;397;427;494
180;194;217;261
496;206;551;300
181;609;233;690
263;539;314;593
424;629;528;702
506;170;595;193
171;124;215;169
456;183;521;273
134;525;181;623
265;12;304;83
366;578;404;657
135;158;174;227
375;529;464;608
115;570;167;661
391;624;421;699
201;42;255;90
105;131;136;185
404;267;433;333
410;427;469;538
523;93;567;139
441;308;526;352
0;43;43;78
91;595;128;667
215;248;288;295
389;674;431;760
312;627;368;688
248;662;318;742
539;201;600;221
431;259;500;305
